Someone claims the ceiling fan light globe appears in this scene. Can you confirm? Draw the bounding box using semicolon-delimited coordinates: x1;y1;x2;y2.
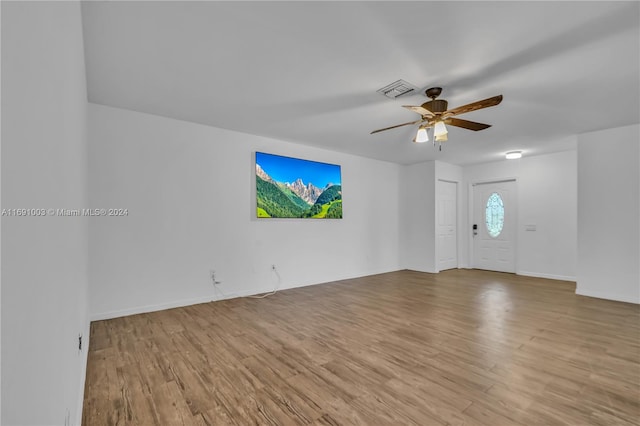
435;133;448;142
415;127;429;143
434;121;448;137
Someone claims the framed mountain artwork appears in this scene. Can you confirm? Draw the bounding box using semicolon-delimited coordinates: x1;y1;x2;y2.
255;152;342;219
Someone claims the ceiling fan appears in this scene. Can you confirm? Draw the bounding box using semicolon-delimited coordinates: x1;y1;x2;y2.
371;87;503;149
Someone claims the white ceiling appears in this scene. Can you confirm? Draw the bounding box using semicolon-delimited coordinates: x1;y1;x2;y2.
81;1;639;165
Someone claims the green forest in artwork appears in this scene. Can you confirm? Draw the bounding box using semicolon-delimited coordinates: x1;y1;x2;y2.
255;152;342;219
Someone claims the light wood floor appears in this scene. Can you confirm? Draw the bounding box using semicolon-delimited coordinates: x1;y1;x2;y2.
83;269;640;425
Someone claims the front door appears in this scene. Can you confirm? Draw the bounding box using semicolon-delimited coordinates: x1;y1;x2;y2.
472;180;516;273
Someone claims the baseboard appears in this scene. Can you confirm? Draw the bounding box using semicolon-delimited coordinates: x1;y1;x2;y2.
459;267;576;282
576;287;640;304
404;267;438;274
90;269;402;321
74;320;91;426
90;294;232;321
517;270;576;282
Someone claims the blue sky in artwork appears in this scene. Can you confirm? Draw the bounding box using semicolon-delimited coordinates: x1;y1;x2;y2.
256;152;341;188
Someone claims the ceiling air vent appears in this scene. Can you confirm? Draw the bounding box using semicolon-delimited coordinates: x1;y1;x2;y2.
376;79;418;99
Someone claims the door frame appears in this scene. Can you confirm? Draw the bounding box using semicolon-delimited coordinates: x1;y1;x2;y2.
436;179;459;272
468;178;518;272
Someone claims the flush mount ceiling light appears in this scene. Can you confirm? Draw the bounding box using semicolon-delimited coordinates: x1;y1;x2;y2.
505;151;522;159
371;87;503;150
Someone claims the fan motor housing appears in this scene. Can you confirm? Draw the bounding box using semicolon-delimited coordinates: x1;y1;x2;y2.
421;99;448;113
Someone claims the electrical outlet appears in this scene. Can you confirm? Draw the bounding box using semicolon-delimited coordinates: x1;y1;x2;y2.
64;408;70;426
78;334;82;351
210;269;220;285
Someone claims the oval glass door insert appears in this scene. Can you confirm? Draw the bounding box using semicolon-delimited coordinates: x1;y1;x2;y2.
485;192;505;238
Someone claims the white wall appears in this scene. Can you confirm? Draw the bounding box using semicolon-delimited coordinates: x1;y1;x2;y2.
577;124;639;304
399;161;436;272
1;3;4;420
88;104;401;319
1;2;90;425
462;148;578;281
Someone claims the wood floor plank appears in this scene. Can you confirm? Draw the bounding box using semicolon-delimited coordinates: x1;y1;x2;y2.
286;372;368;426
83;269;640;425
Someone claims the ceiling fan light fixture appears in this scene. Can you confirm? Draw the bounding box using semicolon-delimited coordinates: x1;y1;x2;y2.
505;151;522;159
415;126;429;143
434;121;448;137
369;87;503;147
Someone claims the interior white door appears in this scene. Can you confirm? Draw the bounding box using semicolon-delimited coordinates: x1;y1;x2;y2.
437;180;457;271
473;180;516;273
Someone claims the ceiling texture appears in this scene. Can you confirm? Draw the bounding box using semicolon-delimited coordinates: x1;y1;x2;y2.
81;1;639;165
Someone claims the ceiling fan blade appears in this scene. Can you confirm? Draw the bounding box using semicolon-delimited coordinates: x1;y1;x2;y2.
370;119;423;134
444;117;492;131
402;105;435;117
443;95;503;117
